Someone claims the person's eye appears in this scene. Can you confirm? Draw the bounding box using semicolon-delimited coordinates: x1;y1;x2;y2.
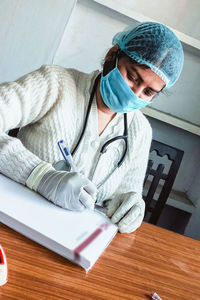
144;88;154;97
127;72;137;82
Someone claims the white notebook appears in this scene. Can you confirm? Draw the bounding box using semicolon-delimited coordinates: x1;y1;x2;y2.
0;174;118;271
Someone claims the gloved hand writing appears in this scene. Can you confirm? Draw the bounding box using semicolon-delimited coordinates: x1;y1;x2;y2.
26;162;97;211
37;170;97;211
105;192;145;233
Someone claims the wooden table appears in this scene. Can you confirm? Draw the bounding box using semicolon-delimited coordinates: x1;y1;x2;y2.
0;222;200;300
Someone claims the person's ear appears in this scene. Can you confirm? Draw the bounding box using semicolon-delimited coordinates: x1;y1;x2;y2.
104;45;120;62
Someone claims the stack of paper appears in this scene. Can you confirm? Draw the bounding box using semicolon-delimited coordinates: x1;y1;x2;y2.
0;175;118;271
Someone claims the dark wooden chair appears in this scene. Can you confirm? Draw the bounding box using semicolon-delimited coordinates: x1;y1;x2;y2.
143;139;184;225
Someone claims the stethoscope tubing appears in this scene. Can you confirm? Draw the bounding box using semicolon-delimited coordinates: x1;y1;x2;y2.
71;73;128;188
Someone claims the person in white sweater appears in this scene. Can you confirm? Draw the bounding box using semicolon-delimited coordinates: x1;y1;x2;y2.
0;22;184;233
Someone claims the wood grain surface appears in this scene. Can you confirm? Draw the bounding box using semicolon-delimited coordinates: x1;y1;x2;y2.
0;221;200;300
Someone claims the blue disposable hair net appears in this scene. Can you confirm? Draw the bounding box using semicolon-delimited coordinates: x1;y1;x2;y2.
112;22;184;88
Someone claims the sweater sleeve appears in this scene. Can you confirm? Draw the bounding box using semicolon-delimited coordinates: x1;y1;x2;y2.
0;65;61;184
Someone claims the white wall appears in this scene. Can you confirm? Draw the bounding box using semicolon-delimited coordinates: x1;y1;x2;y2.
54;0;138;71
185;167;200;240
98;0;200;40
0;0;76;82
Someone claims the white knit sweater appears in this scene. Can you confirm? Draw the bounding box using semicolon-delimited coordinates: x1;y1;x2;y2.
0;65;152;205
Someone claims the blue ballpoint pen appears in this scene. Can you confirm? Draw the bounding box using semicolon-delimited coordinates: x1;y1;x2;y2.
58;140;78;172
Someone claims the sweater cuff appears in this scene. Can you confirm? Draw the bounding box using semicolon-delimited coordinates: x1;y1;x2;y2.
26;161;54;191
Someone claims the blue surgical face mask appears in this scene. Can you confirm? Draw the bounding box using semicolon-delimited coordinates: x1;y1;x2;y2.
100;57;150;113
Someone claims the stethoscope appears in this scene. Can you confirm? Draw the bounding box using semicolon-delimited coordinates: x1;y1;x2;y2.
71;72;129;188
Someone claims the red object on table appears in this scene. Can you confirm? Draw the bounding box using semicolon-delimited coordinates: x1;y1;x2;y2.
0;245;8;286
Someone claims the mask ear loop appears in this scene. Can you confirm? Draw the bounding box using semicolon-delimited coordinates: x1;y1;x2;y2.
115;55;119;69
103;48;121;76
115;48;121;68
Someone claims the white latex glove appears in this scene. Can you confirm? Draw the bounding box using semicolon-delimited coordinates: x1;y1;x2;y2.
105;192;145;233
26;162;97;211
37;170;97;211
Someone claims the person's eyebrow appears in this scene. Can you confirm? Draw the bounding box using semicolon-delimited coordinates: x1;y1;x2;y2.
149;86;161;93
150;84;166;93
129;64;165;93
